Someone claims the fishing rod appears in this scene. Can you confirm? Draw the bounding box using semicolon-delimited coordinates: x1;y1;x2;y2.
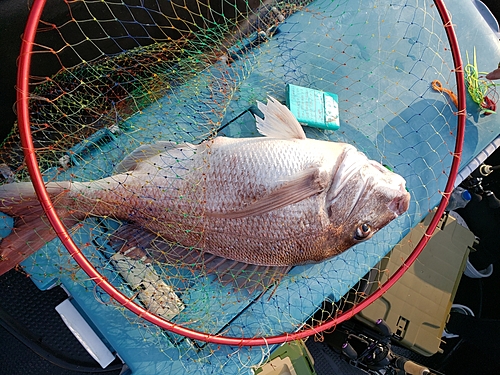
461;163;500;209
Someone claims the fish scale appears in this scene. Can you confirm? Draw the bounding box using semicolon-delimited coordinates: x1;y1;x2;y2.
206;138;319;211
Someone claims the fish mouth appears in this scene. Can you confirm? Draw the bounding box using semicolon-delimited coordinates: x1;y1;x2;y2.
388;185;411;216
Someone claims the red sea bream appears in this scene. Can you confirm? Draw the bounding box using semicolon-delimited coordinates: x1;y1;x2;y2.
0;97;410;274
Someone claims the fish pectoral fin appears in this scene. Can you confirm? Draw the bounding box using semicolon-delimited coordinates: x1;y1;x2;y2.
209;166;328;219
115;141;192;173
255;96;307;140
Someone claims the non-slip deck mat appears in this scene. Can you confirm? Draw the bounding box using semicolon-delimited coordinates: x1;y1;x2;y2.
0;269;123;375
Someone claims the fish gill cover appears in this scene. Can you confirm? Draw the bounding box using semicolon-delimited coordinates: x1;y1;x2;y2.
0;0;464;373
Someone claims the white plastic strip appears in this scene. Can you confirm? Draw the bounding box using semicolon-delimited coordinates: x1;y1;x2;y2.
55;299;116;368
455;135;500;187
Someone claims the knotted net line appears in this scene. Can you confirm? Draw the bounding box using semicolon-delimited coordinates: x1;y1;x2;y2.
3;0;465;373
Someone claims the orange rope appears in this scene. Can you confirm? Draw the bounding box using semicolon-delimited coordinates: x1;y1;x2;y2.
432;79;458;108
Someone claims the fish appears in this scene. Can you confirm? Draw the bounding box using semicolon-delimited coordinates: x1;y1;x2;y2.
0;97;410;276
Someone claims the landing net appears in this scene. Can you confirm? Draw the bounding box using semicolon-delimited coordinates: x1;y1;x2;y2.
4;0;465;372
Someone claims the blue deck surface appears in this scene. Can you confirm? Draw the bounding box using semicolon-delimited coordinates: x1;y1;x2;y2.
2;0;500;373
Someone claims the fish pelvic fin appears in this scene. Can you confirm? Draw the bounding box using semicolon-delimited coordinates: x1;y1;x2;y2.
108;224;291;295
255;96;307;140
0;181;79;276
208;165;328;219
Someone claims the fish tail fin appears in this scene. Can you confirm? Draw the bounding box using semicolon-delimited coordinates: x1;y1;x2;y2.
0;181;78;275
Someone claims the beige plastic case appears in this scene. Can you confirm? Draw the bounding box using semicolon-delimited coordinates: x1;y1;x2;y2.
254;340;316;375
356;210;475;356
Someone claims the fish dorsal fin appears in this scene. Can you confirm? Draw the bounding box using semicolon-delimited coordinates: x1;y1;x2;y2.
255;96;307;140
115;141;179;173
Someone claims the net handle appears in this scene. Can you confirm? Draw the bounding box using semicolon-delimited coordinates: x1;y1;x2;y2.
16;0;465;346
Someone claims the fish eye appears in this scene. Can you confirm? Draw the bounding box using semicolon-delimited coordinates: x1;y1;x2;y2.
354;223;372;241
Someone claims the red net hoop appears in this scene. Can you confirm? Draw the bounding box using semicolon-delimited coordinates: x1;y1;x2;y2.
11;0;465;349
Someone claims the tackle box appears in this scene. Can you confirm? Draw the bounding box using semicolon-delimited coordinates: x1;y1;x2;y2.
356;209;476;356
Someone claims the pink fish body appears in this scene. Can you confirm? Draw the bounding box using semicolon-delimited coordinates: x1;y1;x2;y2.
0;97;410;273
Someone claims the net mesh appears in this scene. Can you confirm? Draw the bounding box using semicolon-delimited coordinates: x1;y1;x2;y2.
1;0;464;373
